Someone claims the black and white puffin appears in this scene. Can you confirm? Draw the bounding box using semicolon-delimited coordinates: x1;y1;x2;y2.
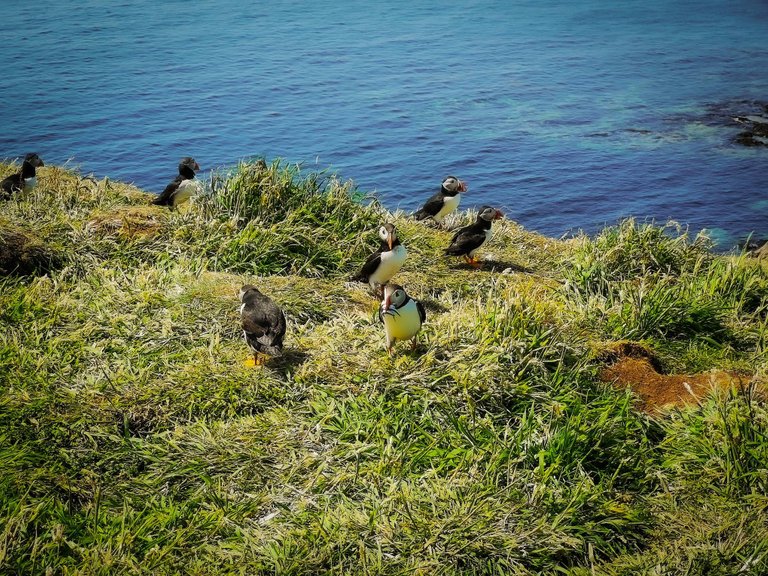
152;157;201;207
444;206;504;268
413;176;467;225
379;283;426;353
1;153;44;199
239;284;287;366
350;223;407;291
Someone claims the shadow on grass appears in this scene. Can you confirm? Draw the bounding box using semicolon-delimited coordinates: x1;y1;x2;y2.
450;260;535;274
419;296;450;314
270;348;310;371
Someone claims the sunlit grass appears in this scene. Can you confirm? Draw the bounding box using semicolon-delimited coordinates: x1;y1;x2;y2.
1;161;767;574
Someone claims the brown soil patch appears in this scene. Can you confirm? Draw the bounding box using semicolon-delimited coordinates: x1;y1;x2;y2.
601;357;752;413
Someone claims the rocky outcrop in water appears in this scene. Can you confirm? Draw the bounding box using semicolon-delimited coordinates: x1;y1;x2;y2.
730;102;768;147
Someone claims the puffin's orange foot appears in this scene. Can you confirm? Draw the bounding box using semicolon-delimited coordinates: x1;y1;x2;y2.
465;256;482;269
244;355;265;367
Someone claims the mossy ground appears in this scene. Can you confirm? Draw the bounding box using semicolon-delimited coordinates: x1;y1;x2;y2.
1;160;767;575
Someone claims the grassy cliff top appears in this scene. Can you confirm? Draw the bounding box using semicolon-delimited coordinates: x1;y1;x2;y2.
2;160;768;575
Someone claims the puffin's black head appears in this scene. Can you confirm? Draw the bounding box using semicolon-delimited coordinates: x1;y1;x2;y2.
478;206;503;222
441;176;466;195
377;223;398;250
178;157;200;175
239;284;262;302
382;283;409;310
23;153;44;168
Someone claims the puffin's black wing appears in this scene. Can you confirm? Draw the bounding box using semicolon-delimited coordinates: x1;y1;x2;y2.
0;172;23;198
413;192;443;220
152;175;183;206
416;300;426;323
274;308;287;342
242;299;286;354
242;305;284;339
351;247;384;282
445;228;486;256
448;223;472;246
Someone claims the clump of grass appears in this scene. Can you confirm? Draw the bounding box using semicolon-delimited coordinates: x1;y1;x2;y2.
565;218;713;294
560;220;768;375
0;220;66;276
186;159;383;276
661;383;768;497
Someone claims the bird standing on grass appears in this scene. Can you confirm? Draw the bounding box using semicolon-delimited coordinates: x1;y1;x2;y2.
379;283;426;354
239;284;287;366
413;175;466;225
444;206;503;268
350;223;407;292
1;153;44;199
152;157;200;207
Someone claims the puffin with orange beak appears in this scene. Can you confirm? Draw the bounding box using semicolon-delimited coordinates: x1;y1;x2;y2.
350;223;407;292
379;283;426;354
444;206;504;268
152;157;201;208
413;175;466;225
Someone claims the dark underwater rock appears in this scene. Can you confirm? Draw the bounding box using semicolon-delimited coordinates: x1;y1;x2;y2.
730;103;768;146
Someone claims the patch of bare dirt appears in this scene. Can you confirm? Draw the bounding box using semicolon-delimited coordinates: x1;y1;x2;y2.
601;357;752;412
599;344;754;413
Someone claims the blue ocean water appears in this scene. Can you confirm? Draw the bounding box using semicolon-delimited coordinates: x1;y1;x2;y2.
1;0;766;246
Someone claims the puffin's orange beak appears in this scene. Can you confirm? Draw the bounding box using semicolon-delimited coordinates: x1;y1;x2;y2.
494;210;504;220
458;180;467;192
387;233;393;250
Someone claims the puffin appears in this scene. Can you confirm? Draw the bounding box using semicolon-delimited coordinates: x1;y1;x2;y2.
413;176;467;225
379;283;426;353
350;223;407;292
444;206;504;268
1;153;44;199
152;157;201;207
239;284;287;366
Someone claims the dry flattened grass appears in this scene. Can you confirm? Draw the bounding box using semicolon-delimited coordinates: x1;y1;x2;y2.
86;205;166;238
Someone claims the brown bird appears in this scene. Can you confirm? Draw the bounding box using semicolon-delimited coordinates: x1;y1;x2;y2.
239;284;287;366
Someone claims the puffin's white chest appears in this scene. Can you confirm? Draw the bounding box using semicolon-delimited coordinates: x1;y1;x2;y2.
370;244;407;286
434;193;461;222
173;178;199;205
381;298;422;342
23;177;37;191
469;228;493;257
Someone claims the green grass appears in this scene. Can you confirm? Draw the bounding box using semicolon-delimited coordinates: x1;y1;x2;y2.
1;161;767;574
